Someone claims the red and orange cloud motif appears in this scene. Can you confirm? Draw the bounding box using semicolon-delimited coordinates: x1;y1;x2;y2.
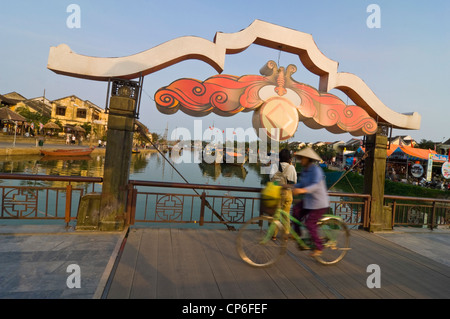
155;60;378;140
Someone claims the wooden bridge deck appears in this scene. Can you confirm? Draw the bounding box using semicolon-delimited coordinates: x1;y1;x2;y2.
105;228;450;299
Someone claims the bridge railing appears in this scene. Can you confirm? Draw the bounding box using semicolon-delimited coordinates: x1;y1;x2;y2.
126;180;261;227
0;173;102;225
126;180;371;228
328;192;371;228
384;195;450;229
0;173;448;230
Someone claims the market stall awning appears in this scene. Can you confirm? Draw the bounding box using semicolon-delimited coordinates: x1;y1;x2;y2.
43;122;61;129
358;144;398;157
73;125;86;133
389;146;437;161
0;107;26;122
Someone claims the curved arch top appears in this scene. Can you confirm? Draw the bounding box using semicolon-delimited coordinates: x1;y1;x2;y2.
47;19;420;130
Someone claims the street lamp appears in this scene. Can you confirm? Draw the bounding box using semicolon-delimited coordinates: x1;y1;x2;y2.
13;121;17;147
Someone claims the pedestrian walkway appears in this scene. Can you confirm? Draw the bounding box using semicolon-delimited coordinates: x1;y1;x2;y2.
0;224;448;299
375;227;450;267
106;227;450;299
0;224;126;298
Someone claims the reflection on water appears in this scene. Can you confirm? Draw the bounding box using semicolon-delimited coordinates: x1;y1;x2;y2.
0;151;346;192
198;162;249;181
0;151;266;188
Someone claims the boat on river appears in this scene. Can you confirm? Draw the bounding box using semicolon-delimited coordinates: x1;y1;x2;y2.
222;150;247;166
202;147;223;165
39;155;93;161
40;147;94;157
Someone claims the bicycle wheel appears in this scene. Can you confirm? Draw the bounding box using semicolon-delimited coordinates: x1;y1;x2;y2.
314;217;350;265
236;216;287;267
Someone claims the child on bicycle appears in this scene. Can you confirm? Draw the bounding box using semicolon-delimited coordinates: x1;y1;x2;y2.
269;149;297;238
289;147;330;257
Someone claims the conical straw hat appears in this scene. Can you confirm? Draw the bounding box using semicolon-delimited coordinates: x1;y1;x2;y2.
294;147;322;162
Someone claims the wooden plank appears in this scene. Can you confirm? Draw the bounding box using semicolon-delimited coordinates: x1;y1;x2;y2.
195;230;246;299
106;228;449;299
277;242;340;299
357;231;450;275
170;229;222;298
155;228;178;298
265;260;307;299
286;242;381;299
107;228;142;299
353;231;448;272
345;231;423;298
129;228;159;298
332;232;415;298
212;229;287;298
350;230;450;298
375;231;450;270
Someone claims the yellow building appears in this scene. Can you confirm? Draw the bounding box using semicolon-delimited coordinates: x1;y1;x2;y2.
51;95;108;139
2;92;154;142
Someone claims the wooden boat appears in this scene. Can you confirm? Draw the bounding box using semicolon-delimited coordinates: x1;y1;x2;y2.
40;155;93;161
40;147;94;157
222;150;247;166
202;148;223;165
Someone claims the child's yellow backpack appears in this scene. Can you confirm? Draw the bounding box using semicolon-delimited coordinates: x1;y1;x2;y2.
260;182;282;215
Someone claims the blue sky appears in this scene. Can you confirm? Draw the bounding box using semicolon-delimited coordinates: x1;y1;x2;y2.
1;0;449;143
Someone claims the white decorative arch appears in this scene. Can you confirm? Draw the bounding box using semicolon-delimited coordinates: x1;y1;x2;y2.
47;19;420;130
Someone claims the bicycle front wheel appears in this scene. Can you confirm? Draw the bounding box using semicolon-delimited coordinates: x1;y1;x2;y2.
315;217;350;265
236;216;287;267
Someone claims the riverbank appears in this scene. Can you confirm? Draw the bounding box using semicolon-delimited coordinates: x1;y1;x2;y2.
0;136;157;157
0;146;106;156
331;170;450;200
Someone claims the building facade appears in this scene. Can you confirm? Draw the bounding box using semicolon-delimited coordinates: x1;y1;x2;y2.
51;95;108;138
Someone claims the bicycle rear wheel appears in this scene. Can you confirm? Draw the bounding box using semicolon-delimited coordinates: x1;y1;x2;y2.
236;216;287;267
314;217;350;265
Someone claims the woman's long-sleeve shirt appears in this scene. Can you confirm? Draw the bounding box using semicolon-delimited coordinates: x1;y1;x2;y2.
295;164;329;210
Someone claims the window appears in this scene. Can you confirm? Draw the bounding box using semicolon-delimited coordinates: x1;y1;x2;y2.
76;109;87;118
93;113;99;121
56;107;66;116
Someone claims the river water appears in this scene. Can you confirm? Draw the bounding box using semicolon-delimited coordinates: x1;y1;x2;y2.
0;150;265;188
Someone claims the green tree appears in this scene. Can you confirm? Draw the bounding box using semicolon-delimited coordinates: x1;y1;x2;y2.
16;106;50;135
16;106;50;125
417;139;435;150
54;119;63;130
313;145;337;161
151;132;162;143
81;122;92;135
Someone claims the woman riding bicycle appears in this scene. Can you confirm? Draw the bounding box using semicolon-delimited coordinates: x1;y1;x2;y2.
290;147;330;258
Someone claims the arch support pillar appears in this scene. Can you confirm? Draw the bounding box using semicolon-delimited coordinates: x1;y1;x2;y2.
99;82;137;231
363;131;392;232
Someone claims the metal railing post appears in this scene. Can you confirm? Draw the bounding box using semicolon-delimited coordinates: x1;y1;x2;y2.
391;199;397;228
363;195;371;229
126;183;138;226
200;191;206;226
430;201;436;230
126;184;133;226
65;184;72;226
